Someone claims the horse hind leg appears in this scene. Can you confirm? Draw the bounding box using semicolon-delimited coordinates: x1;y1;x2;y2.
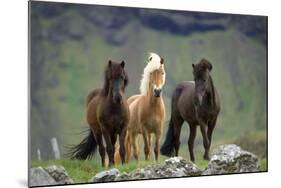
147;133;152;160
132;133;140;161
188;124;197;162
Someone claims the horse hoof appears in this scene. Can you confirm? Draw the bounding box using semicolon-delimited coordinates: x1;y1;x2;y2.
203;155;210;161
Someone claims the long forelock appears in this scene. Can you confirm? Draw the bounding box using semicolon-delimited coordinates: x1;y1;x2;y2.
140;53;162;95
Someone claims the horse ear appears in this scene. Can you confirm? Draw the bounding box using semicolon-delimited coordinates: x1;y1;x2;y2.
192;64;195;69
120;61;125;68
160;58;164;64
108;60;112;67
207;62;212;71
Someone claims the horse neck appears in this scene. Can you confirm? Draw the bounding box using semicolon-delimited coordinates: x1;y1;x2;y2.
207;75;216;108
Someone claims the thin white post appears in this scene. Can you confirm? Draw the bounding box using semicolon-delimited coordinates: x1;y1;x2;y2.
50;137;61;159
37;148;41;160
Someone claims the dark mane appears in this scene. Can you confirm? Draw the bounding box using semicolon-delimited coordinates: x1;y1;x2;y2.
101;65;110;96
208;75;216;108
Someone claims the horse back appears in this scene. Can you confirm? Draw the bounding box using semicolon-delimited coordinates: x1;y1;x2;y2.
86;88;102;106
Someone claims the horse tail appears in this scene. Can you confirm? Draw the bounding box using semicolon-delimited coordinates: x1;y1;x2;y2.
160;119;175;157
67;128;97;160
160;85;183;157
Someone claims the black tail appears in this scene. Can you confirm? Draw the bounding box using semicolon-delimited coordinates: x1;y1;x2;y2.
160;119;175;157
67;129;97;160
161;84;184;157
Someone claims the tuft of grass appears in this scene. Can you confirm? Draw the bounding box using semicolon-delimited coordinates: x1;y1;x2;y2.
259;158;268;171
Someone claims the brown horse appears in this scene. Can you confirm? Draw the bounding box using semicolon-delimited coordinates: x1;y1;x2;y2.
68;60;129;167
160;59;220;162
126;53;166;161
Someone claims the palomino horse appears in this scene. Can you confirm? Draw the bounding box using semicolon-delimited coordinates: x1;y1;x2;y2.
126;53;166;161
161;59;220;162
69;60;130;167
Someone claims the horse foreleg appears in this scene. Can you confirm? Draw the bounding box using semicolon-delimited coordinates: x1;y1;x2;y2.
199;122;210;161
93;129;106;167
154;132;161;161
207;118;217;155
102;128;115;166
111;132;117;163
142;129;150;160
119;127;127;164
188;124;197;162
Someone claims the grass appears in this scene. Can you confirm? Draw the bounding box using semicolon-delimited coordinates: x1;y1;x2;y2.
31;156;267;183
31;159;164;183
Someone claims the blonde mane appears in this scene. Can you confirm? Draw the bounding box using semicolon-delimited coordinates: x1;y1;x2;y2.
140;52;163;95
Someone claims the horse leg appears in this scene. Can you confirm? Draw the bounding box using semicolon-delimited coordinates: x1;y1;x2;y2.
188;124;197;162
125;131;131;162
92;128;106;167
102;128;115;166
154;131;161;161
119;127;127;164
142;128;150;160
132;133;139;161
174;117;184;156
207;118;217;155
147;133;152;160
111;132;117;163
199;122;210;160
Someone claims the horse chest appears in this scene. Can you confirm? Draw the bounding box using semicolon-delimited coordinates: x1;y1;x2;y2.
99;108;127;131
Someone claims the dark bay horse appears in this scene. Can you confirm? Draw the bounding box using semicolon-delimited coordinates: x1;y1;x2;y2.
160;59;220;162
69;60;130;167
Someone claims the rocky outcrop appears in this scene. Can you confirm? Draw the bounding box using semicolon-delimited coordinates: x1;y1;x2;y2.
89;144;260;182
89;157;202;182
30;144;260;186
202;144;260;175
29;165;74;187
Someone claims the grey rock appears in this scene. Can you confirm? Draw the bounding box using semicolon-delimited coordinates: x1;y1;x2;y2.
203;144;259;175
29;167;57;187
44;165;74;184
90;157;202;182
89;168;121;182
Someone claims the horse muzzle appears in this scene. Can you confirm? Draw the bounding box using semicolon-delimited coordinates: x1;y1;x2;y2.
113;93;122;104
153;88;162;97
